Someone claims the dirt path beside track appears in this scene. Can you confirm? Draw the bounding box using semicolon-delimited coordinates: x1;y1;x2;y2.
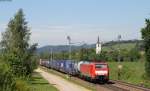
35;68;91;91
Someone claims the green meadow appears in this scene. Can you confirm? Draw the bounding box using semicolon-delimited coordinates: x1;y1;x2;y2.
108;62;150;87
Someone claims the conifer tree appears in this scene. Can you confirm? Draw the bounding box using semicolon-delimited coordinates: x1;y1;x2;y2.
141;19;150;79
1;9;37;77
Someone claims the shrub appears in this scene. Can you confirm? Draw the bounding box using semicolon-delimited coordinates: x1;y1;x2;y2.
0;61;15;91
15;79;30;91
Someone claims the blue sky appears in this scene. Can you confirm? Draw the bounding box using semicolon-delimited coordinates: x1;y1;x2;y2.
0;0;150;47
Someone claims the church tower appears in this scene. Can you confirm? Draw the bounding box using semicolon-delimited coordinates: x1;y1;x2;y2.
96;36;101;54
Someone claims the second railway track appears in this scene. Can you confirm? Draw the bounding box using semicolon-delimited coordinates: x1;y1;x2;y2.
41;66;150;91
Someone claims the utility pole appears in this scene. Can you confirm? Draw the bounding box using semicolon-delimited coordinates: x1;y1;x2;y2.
117;35;121;62
66;36;85;60
117;35;122;80
67;36;71;60
50;48;53;61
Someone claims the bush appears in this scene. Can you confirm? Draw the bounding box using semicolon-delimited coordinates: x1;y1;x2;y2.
15;79;30;91
119;65;135;80
0;61;15;91
0;60;32;91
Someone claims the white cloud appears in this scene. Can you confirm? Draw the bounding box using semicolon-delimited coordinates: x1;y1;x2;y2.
30;25;141;47
0;23;7;41
0;23;7;30
0;23;141;47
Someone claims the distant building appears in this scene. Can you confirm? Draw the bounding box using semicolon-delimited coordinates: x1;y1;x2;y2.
96;36;101;54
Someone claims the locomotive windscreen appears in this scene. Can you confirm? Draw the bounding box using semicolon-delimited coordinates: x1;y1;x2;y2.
95;64;107;68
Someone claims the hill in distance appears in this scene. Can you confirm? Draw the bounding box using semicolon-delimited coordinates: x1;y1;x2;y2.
37;40;142;53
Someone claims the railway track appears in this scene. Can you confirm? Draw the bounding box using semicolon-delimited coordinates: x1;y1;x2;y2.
96;83;128;91
109;80;150;91
72;77;150;91
71;76;129;91
41;66;150;91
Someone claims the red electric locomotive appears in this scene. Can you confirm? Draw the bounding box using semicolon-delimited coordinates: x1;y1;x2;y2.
79;62;109;82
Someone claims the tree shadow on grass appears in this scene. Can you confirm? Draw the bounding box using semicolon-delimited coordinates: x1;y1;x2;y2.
31;82;49;85
30;72;50;85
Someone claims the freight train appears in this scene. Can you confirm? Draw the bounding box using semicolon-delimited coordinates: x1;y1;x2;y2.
40;59;109;83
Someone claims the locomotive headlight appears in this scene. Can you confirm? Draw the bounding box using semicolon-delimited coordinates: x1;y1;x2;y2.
95;71;108;75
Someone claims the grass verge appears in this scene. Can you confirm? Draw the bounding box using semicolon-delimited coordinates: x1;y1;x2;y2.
28;72;58;91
